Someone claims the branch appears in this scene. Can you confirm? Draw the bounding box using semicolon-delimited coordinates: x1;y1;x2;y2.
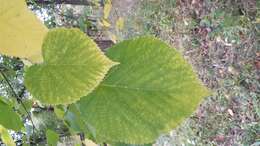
0;69;37;134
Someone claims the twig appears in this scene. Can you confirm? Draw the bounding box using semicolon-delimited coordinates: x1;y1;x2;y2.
0;69;37;134
79;133;86;146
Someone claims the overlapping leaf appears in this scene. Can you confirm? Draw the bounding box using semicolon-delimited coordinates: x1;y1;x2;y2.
76;36;210;144
25;28;116;105
0;0;48;63
0;99;23;131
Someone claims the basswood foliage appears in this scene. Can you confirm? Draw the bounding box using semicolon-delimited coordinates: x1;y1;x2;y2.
25;28;116;104
0;98;23;131
75;37;210;144
0;0;47;63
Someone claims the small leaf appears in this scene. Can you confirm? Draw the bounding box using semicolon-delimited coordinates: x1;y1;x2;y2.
0;98;23;131
64;104;92;136
25;28;117;105
0;125;16;146
116;17;124;30
46;129;59;146
54;106;65;119
76;36;210;144
100;19;111;28
103;0;112;19
0;0;48;63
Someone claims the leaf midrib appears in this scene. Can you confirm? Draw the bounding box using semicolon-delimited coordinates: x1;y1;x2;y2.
100;83;170;92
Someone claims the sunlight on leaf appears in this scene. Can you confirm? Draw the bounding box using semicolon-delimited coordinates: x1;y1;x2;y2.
0;0;48;63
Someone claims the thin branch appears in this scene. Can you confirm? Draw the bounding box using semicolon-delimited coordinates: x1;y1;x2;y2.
0;69;37;134
79;133;86;146
0;70;21;102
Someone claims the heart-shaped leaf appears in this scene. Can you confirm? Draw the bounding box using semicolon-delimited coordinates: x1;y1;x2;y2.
76;36;210;144
0;0;48;63
25;28;116;105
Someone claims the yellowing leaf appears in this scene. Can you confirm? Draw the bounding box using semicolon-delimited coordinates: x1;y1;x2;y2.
103;0;112;19
100;19;111;28
0;0;48;63
25;28;117;105
116;17;124;30
0;125;16;146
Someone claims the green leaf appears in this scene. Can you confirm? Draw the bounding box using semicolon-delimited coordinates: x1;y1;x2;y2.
54;106;65;119
0;0;48;63
0;125;16;146
76;36;210;144
0;99;23;131
65;104;96;142
25;28;117;105
65;104;87;133
46;129;59;146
